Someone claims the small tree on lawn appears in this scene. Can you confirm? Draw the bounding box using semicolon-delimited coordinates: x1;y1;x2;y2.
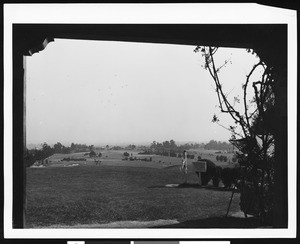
195;46;275;224
89;150;96;157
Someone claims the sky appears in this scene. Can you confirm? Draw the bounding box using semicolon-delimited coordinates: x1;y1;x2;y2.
26;39;259;146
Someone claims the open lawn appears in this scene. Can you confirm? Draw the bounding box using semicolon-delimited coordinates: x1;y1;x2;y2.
43;149;237;168
26;159;241;228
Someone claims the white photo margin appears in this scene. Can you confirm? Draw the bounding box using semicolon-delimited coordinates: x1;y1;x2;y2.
3;3;297;239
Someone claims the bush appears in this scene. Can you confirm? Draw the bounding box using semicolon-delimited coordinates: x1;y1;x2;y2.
24;150;36;167
196;159;216;186
138;150;152;155
62;157;86;162
212;166;222;187
123;152;129;157
221;166;240;188
89;150;96;157
197;155;202;161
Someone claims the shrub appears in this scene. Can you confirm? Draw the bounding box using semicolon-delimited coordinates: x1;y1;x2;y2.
89;150;96;157
123;152;129;157
197;155;202;161
212;166;222;187
221;166;240;188
197;159;216;186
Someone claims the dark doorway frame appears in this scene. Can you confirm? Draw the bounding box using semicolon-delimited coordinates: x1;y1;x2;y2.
12;24;288;230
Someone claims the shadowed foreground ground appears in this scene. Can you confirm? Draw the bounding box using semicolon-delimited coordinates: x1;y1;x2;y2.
153;216;263;228
26;164;249;228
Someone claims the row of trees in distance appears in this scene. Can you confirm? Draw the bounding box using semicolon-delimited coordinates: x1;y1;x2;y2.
25;142;95;167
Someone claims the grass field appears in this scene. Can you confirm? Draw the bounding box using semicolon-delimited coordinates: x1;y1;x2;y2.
26;149;241;228
43;149;236;168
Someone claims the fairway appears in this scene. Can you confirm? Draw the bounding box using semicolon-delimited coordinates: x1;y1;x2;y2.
26;160;241;228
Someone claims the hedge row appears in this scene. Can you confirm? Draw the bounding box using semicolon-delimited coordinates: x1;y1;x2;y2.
196;159;240;187
62;157;87;161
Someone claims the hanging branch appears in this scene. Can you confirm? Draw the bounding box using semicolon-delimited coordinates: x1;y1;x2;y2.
243;61;264;130
206;47;248;138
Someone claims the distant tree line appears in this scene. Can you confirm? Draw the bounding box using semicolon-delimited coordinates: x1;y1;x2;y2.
25;142;95;167
140;140;231;158
123;152;152;162
125;144;136;150
148;140;186;157
204;140;233;151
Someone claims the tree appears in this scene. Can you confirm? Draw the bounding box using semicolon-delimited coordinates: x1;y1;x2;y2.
195;46;275;224
40;142;54;159
170;139;176;149
89;150;96;157
53;142;63;153
24;149;35;167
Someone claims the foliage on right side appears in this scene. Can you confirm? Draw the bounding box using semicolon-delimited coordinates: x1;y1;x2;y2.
194;46;275;225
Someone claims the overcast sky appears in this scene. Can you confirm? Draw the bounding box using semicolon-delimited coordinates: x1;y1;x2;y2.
26;39;259;146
